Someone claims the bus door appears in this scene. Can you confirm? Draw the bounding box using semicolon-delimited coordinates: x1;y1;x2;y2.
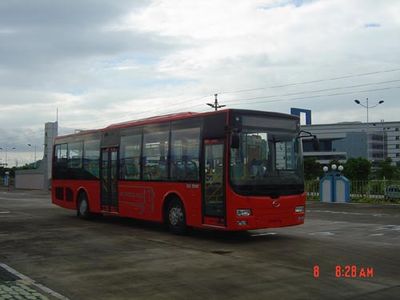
100;147;119;212
203;139;226;226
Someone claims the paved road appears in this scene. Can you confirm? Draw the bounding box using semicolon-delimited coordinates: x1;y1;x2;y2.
0;189;399;299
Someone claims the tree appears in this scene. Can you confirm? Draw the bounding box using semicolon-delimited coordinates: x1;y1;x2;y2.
303;158;322;180
343;157;371;181
375;158;397;180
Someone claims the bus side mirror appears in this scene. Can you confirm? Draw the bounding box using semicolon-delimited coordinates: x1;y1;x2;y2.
312;136;320;151
231;133;240;149
298;130;319;151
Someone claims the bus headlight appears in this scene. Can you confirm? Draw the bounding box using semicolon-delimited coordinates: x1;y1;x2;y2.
237;209;252;217
295;206;305;213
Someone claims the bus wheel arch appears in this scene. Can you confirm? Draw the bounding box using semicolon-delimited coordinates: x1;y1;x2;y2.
163;193;187;234
76;189;91;219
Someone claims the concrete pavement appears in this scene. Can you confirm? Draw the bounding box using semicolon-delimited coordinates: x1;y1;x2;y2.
0;190;399;299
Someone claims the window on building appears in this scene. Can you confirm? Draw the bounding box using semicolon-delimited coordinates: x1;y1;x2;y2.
396;144;400;149
170;126;200;181
396;136;399;140
143;127;169;180
68;142;83;168
83;139;100;178
120;133;142;180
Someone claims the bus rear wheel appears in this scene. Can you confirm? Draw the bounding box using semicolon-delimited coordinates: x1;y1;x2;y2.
167;199;187;234
77;192;91;219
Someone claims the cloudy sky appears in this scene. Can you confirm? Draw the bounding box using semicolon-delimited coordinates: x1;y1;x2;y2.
1;0;399;166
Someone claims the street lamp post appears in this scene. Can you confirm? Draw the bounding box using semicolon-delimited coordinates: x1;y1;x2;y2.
27;144;37;167
0;147;16;167
380;120;389;161
372;120;390;161
354;98;384;160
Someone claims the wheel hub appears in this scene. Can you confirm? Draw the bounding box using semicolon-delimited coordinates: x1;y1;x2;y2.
169;207;183;226
80;200;87;215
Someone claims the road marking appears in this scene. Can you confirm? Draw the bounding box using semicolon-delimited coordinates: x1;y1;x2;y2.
0;211;10;214
309;232;335;236
369;233;384;236
377;225;400;231
0;263;69;300
308;210;389;217
251;232;277;237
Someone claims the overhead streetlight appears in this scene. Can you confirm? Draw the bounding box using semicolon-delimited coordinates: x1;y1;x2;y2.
27;144;37;167
353;98;384;126
354;98;384;160
206;94;226;111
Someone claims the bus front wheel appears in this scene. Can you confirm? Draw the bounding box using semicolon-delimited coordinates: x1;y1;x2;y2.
167;199;187;234
77;192;91;219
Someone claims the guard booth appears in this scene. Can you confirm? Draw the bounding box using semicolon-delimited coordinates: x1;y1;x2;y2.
3;171;9;187
320;164;350;203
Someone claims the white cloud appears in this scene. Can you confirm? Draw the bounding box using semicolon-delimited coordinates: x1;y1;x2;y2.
1;0;400;166
122;0;399;74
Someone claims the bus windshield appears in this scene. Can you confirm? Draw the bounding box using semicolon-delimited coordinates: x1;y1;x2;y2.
230;128;303;195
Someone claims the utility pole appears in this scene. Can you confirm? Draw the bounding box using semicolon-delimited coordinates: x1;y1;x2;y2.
206;94;226;111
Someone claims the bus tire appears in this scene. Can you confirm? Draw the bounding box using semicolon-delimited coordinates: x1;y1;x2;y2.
167;198;187;235
77;192;91;219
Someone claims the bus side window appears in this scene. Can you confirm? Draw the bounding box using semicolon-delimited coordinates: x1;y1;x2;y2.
120;133;141;180
84;139;100;178
170;126;200;181
53;143;68;179
143;127;169;181
55;144;68;168
68;142;83;169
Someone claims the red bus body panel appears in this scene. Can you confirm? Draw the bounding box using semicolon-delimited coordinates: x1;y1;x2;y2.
52;180;100;212
225;190;306;230
52;180;203;227
52;179;305;231
117;181;202;226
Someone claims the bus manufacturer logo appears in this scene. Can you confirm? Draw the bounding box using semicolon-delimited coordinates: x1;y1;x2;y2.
272;200;281;208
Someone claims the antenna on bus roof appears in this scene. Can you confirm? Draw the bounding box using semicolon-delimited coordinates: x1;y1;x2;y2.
206;94;226;111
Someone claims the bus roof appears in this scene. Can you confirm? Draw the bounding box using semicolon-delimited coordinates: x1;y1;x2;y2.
106;111;200;130
55;109;298;140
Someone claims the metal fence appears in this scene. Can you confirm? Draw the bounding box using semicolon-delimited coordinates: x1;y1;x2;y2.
305;179;400;200
305;180;320;199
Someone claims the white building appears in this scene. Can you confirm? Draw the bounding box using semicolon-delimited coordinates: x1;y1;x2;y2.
302;121;400;166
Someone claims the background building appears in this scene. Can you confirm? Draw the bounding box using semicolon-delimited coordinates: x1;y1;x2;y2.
301;121;400;166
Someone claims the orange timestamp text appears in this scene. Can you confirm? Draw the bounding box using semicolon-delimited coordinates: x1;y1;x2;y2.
313;265;374;279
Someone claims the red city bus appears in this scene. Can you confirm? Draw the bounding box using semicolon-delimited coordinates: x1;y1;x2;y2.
52;109;307;233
